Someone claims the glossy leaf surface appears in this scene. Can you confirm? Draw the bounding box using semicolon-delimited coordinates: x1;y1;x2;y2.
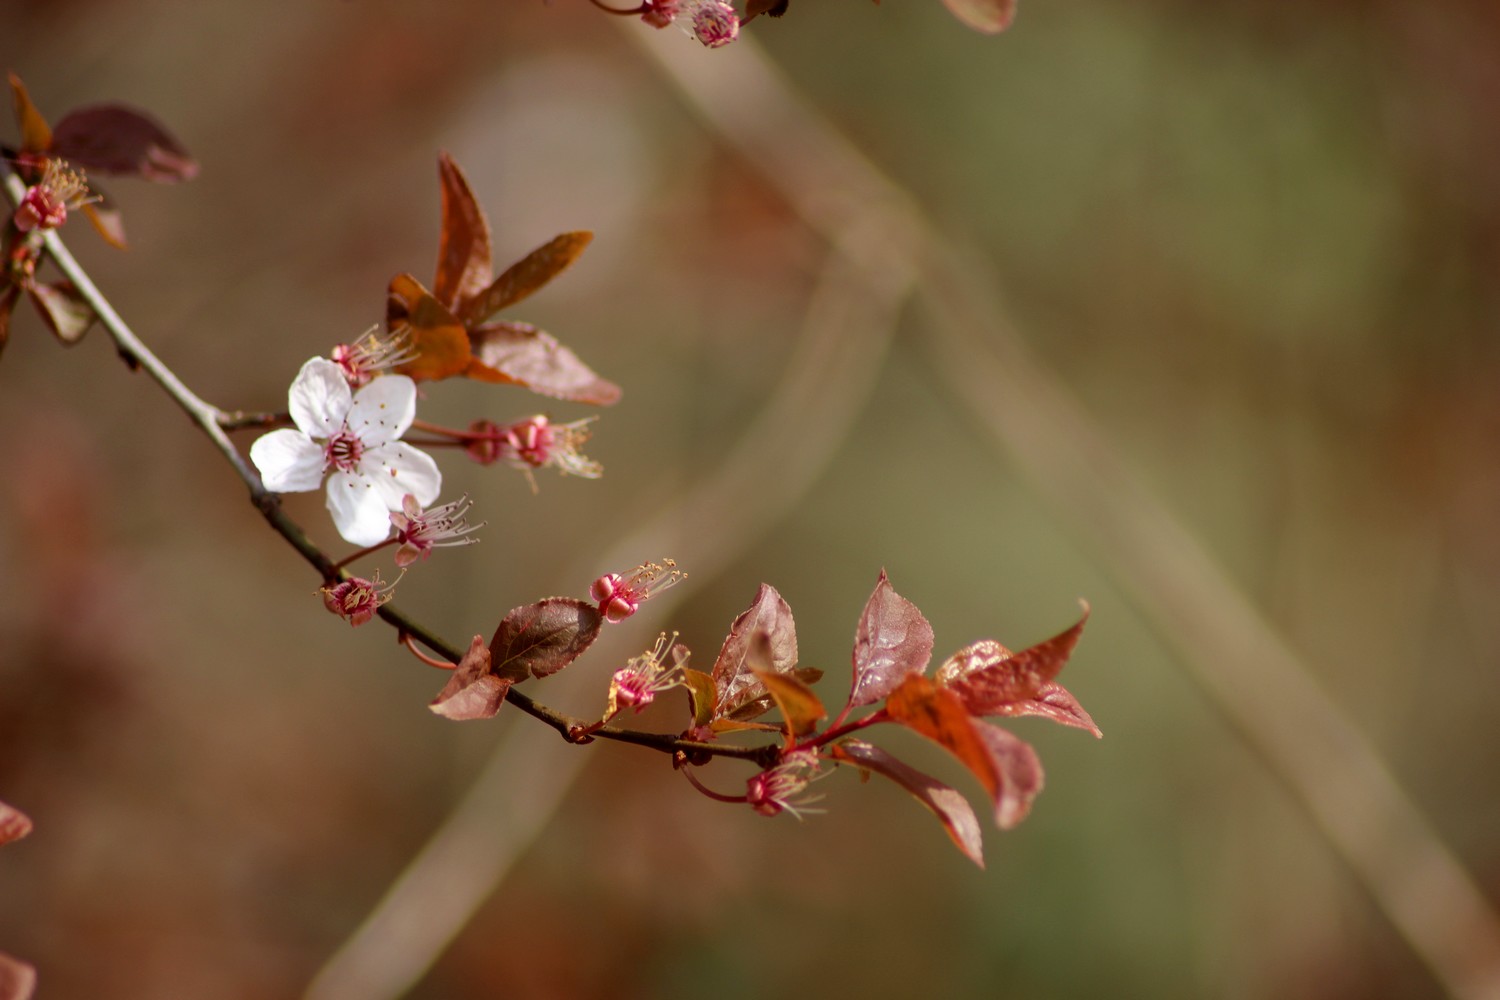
489;597;602;680
885;675;1001;800
848;569;934;709
711;584;799;720
832;739;985;867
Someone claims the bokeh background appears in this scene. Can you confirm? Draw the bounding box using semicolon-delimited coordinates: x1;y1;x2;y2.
3;1;1500;997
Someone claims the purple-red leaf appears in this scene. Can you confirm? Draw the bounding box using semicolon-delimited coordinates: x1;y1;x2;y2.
465;321;622;405
459;231;593;327
388;273;473;381
711;584;799;719
971;719;1045;829
49;104;197;182
831;739;985;867
941;0;1017;34
7;73;51;154
489;597;603;680
430;635;511;721
0;800;32;846
848;569;934;709
751;666;827;744
0;951;36;1000
935;602;1090;720
433;153;493;311
885;675;1001;801
28;281;95;344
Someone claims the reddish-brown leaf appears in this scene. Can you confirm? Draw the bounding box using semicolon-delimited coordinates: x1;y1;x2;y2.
935;602;1090;715
0;951;36;1000
49;104;197;181
996;681;1101;737
941;0;1017;34
8;73;51;153
831;739;985;867
489;597;603;680
885;675;1001;800
387;273;473;381
82;191;127;249
681;667;718;730
971;719;1044;829
28;281;94;344
459;231;593;326
711;584;799;719
430;635;510;721
464;320;622;405
0;800;32;846
752;666;827;744
848;569;934;709
432;153;493;311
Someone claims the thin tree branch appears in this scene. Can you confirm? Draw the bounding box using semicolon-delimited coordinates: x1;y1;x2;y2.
0;162;786;770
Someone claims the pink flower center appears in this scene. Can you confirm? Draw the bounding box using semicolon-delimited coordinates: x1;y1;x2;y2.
325;429;365;472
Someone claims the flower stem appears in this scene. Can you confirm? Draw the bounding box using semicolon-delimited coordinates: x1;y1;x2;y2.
680;766;748;804
400;633;455;670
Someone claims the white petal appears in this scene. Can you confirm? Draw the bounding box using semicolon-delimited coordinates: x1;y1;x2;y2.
249;429;326;492
361;442;442;509
346;374;416;447
325;470;395;546
288;358;352;439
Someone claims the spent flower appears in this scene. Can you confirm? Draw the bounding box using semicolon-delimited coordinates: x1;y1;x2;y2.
605;632;690;719
321;571;400;627
746;749;827;819
250;357;441;545
12;159;97;233
330;326;417;389
390;493;483;567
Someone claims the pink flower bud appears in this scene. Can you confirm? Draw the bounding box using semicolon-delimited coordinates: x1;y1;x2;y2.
590;560;684;623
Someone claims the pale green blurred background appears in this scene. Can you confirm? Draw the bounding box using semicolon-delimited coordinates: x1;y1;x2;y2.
2;1;1499;997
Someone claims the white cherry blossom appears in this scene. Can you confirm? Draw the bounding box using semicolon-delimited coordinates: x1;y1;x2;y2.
250;358;441;545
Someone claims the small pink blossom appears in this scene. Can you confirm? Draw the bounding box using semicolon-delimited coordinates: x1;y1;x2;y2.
390;493;483;567
321;572;400;626
330;327;416;389
590;559;685;623
689;2;739;47
746;749;827;819
12;159;96;233
605;632;689;719
465;415;601;486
